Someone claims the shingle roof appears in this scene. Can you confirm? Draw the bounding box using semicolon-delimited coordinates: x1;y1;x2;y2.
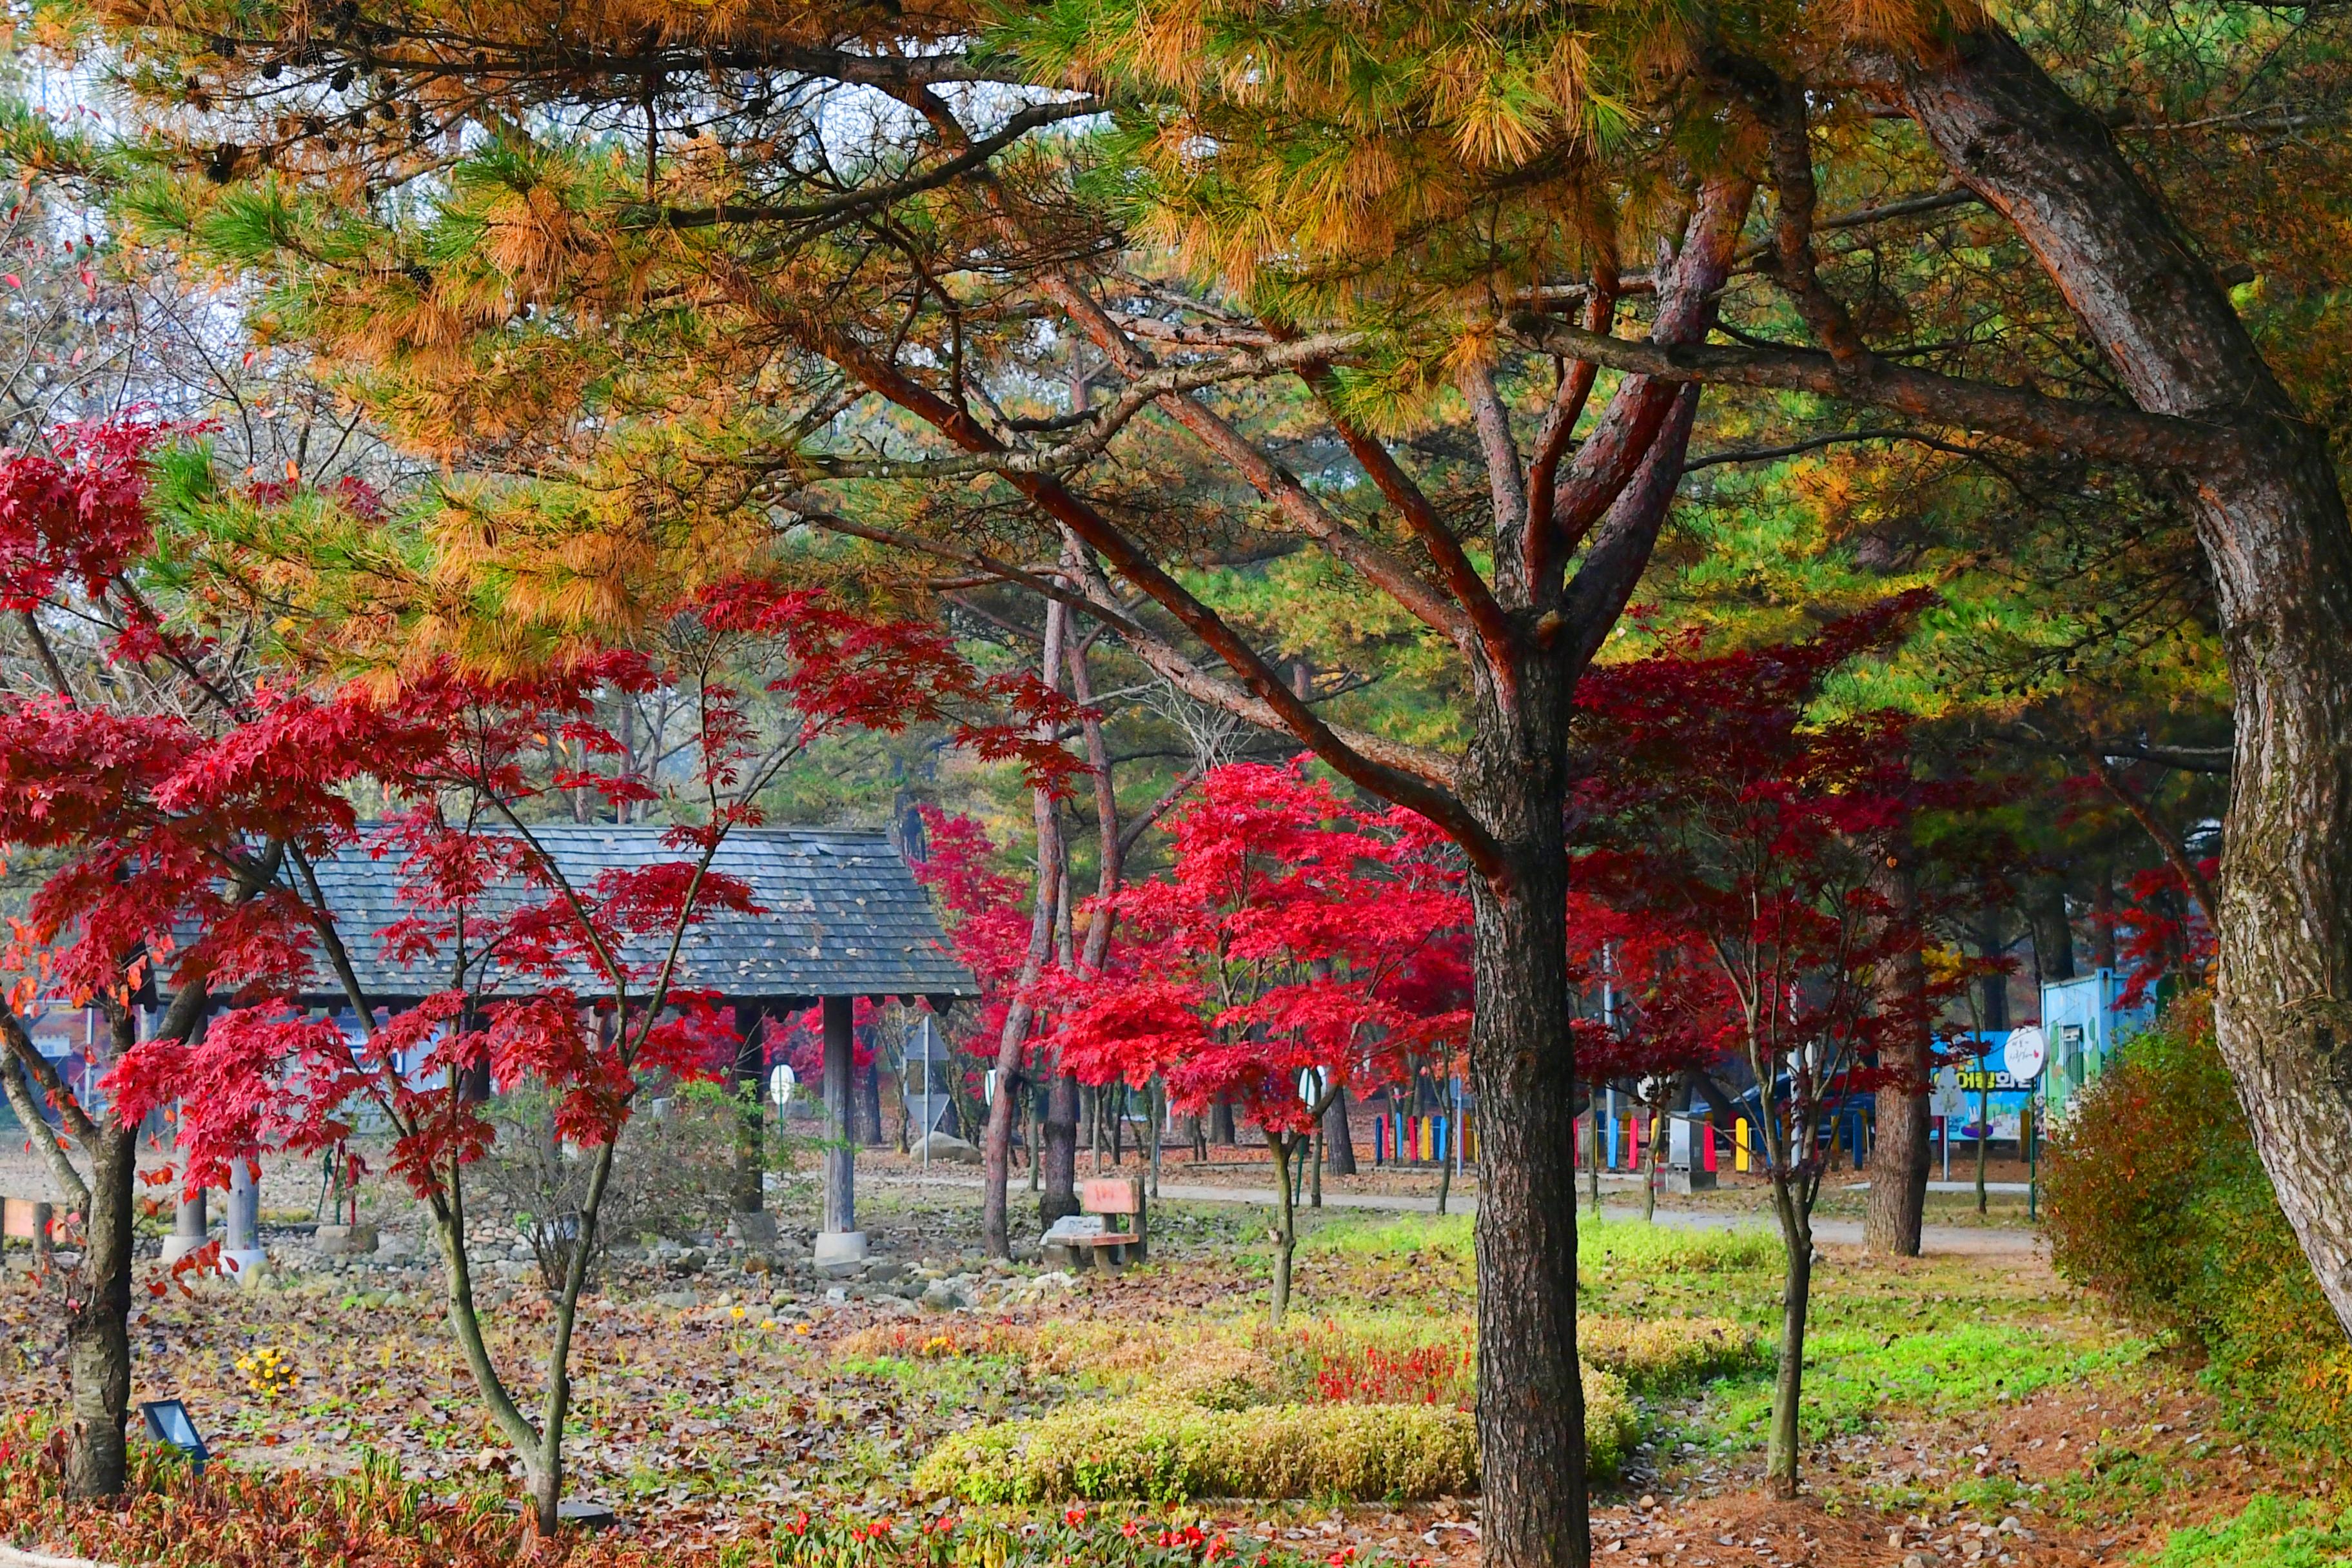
282;825;976;1004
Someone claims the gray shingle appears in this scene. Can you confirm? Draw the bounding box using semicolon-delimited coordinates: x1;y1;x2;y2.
280;825;976;1004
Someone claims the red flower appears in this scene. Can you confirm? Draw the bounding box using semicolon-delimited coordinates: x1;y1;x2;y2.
1066;1506;1089;1527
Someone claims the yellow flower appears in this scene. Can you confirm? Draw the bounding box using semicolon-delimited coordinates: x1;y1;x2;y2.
760;1318;778;1332
793;1322;810;1336
731;1305;747;1320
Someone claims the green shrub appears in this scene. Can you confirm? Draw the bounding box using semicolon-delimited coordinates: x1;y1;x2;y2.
2135;1494;2352;1567
914;1367;1640;1502
1578;1316;1760;1391
2043;999;2352;1458
1578;1219;1779;1276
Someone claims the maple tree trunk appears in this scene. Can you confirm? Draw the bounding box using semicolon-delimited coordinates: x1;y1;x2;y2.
1210;1097;1236;1146
1269;1133;1298;1325
1765;1175;1814;1500
64;1122;135;1500
1460;681;1589;1568
1641;1110;1658;1223
1886;21;2352;1337
1866;843;1930;1257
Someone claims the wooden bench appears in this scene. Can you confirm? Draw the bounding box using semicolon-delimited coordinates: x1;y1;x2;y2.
1040;1177;1149;1269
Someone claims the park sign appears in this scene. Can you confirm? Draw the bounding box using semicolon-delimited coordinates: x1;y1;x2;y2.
1955;1026;2048;1093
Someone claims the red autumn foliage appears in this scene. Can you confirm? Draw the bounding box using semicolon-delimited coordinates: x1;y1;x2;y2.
907;805;1038;1081
1567;596;1973;1180
2108;859;2219;1008
1050;761;1471;1141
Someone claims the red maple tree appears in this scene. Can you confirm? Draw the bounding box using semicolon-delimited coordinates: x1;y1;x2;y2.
97;579;1073;1530
1050;762;1471;1320
0;419;424;1498
1569;600;1974;1498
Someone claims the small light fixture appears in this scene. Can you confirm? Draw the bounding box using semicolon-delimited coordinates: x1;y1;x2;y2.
139;1399;209;1476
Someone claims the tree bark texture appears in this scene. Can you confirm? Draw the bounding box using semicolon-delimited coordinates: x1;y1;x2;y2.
1883;21;2352;1335
1865;845;1930;1257
1462;734;1588;1568
64;1122;135;1500
1041;1074;1080;1226
2029;881;2076;985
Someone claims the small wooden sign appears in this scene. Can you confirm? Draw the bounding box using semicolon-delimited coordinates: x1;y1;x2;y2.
1081;1177;1142;1215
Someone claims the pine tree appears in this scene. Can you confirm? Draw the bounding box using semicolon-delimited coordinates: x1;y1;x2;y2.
61;1;2352;1560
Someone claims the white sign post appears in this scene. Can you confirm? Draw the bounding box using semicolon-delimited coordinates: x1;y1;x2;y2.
768;1063;796;1108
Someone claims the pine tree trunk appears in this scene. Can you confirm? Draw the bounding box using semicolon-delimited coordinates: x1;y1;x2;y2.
1041;1074;1079;1227
1460;685;1590;1568
1881;21;2352;1337
2029;882;2076;985
1865;842;1930;1257
64;1122;135;1500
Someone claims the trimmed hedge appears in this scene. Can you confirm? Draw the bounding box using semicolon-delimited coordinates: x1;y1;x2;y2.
1577;1316;1758;1392
911;1366;1640;1503
2042;999;2352;1458
912;1400;1477;1504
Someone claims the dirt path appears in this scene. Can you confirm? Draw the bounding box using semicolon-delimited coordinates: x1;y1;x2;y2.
874;1172;2048;1257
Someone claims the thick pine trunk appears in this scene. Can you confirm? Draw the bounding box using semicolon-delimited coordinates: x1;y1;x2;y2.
1460;674;1589;1568
64;1124;135;1500
1865;842;1930;1256
1885;21;2352;1335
